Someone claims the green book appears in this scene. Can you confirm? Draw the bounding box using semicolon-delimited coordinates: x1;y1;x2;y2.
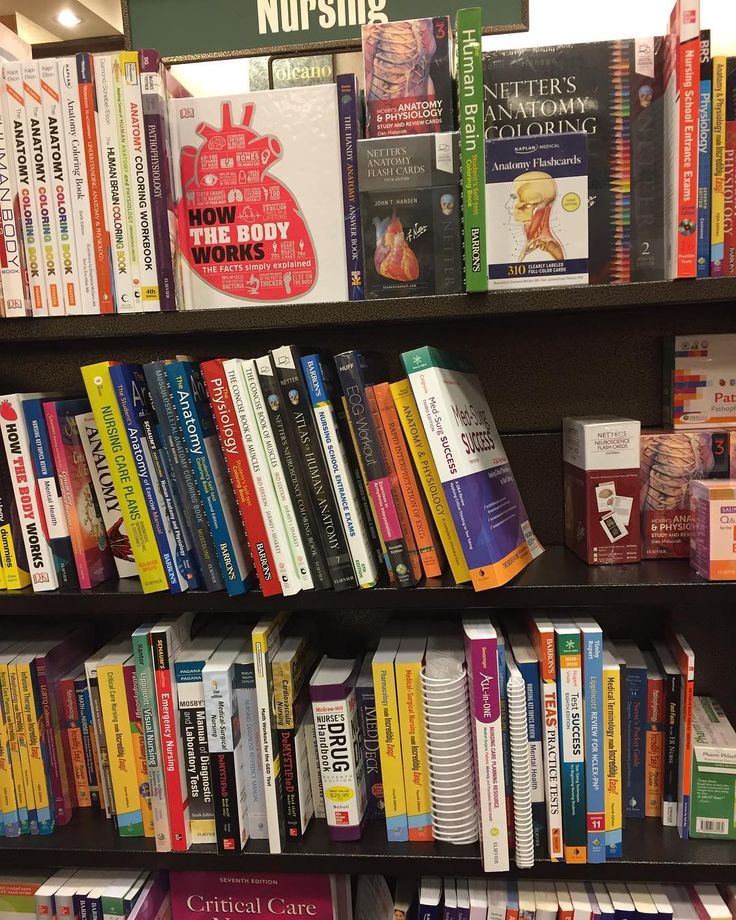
456;7;487;292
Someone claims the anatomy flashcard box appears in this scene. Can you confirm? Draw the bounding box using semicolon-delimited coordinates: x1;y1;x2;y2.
664;334;736;428
485;133;589;288
169;85;348;308
363;17;455;139
357;132;462;299
563;417;642;565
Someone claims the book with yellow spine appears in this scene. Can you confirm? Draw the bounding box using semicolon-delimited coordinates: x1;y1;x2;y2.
15;652;53;834
272;632;318;731
395;634;432;842
603;643;623;859
123;659;154;837
372;632;408;842
8;657;38;834
0;644;28;834
390;379;470;585
0;428;30;589
711;56;727;276
97;652;145;836
0;641;20;836
81;362;167;593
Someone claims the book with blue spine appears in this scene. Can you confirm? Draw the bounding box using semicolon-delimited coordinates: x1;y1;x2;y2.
109;364;189;594
652;639;681;828
605;884;636;920
443;880;457;920
591;884;615;920
165;360;252;597
419;878;443;920
21;398;77;588
577;617;606;864
74;676;100;810
697;31;712;278
555;619;586;864
617;641;647;819
336;74;365;302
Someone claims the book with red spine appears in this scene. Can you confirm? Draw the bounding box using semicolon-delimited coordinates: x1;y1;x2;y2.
201;358;281;597
58;666;91;809
724;58;736;275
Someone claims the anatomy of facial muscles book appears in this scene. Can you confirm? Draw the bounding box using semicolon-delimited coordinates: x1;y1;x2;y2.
169;84;348;309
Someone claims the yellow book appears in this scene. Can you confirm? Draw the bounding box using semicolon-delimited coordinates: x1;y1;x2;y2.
0;652;18;834
123;659;154;837
372;633;408;842
390;380;470;585
711;56;727;275
15;654;53;833
0;649;27;834
0;519;30;590
8;659;37;834
603;644;623;859
81;362;167;593
97;653;145;836
395;635;432;842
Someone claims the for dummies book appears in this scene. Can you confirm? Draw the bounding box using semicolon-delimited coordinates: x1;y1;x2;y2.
485;133;589;288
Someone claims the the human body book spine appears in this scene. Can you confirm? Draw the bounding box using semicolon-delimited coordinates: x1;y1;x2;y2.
336;74;365;301
0;442;30;590
0;67;29;317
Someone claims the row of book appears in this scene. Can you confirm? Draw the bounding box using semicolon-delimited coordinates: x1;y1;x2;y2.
0;345;539;595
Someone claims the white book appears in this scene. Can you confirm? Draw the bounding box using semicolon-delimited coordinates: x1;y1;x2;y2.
99;873;144;920
118;53;160;312
93;54;136;313
591;884;614;920
304;710;325;820
457;882;471;920
627;885;658;920
53;872;111;920
486;882;507;920
0;76;29;317
517;881;535;920
235;648;268;840
689;886;731;920
34;870;74;920
444;881;457;918
469;881;487;920
661;888;699;920
247;356;312;590
23;62;65;316
556;885;574;920
568;883;594;920
606;885;636;918
57;57;99;314
223;358;299;596
533;883;558;920
420;879;443;920
507;652;535;869
646;886;673;919
39;59;82;315
3;62;46;314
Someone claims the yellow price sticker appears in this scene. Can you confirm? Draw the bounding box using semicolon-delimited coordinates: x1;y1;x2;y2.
325;786;354;803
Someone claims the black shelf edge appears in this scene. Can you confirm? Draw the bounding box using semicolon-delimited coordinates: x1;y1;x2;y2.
0;278;734;342
1;811;734;880
0;547;733;614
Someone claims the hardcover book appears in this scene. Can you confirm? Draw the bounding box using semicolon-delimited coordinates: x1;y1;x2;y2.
725;57;736;276
602;644;623;857
336;75;365;302
0;65;29;317
555;620;586;864
169;85;348;308
711;56;728;276
697;32;712;278
234;649;268;840
355;653;384;821
485;133;589;288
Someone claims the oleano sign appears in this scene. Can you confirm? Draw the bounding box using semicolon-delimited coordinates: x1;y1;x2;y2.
123;0;528;61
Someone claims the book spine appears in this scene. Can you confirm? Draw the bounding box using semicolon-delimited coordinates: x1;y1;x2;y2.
138;50;176;311
374;382;443;579
725;60;736;276
75;54;113;312
98;662;144;836
0;395;59;591
36;654;74;826
123;662;153;836
336;75;365;301
223;359;300;596
456;7;487;292
305;712;325;820
556;631;586;864
85;660;115;819
179;695;215;845
202;360;281;596
111;54;141;310
81;363;168;592
0;68;29;317
624;663;646;819
673;3;700;277
581;628;605;864
60;676;89;807
497;641;513;848
256;356;330;590
335;353;417;587
279;723;305;839
21;400;76;588
18;661;53;834
0;662;28;833
58;57;99;313
9;662;38;833
603;662;623;857
516;659;546;857
119;52;160;311
235;659;268;840
697;33;712;277
661;670;680;827
73;678;98;806
532;631;562;861
372;655;408;842
396;655;432;841
0;440;30;590
131;628;170;851
678;660;695;840
253;623;286;854
4;63;46;314
300;354;379;589
355;680;383;820
711;57;727;276
143;362;222;592
0;684;20;835
645;673;664;818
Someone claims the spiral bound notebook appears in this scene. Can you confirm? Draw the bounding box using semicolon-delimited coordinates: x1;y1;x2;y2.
507;652;535;869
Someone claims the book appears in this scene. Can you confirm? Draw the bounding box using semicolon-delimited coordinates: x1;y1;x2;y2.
15;647;54;834
336;74;365;302
363;16;455;139
646;885;673;920
234;648;268;840
371;632;408;842
43;399;115;590
81;363;168;593
0;65;29;318
278;688;314;840
305;711;325;821
76;677;104;814
456;7;487;293
663;0;700;278
662;889;698;920
0;643;29;835
602;644;623;859
270;345;356;591
62;668;94;810
643;651;665;818
124;658;157;838
530;617;564;861
618;641;647;820
506;652;535;869
497;628;514;851
395;634;432;842
653;639;682;828
555;620;586;864
668;630;695;839
419;878;443;920
711;56;727;276
485;133;589;288
533;884;558;920
0;643;21;836
402;345;542;590
355;654;383;822
34;870;75;920
272;632;318;731
309;656;367;841
688;886;731;920
725;58;736;276
75;411;137;580
463;615;509;872
111;53;141;312
689;697;736;838
0;443;30;590
577;617;605;864
697;32;712;278
169;87;348;308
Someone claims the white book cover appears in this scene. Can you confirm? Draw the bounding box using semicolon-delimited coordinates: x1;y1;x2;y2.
34;869;74;920
291;706;316;835
606;885;636;917
235;649;268;840
119;53;160;312
223;358;300;596
486;882;507;920
93;54;136;313
39;59;82;315
507;653;535;869
533;883;558;920
244;357;312;590
0;74;29;317
3;62;46;314
23;62;65;316
689;886;731;920
304;710;326;820
646;885;673;918
663;887;699;920
468;881;487;920
168;85;348;309
568;883;594;920
626;884;658;920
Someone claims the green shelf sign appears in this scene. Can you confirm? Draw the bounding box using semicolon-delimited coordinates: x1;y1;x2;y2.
123;0;528;62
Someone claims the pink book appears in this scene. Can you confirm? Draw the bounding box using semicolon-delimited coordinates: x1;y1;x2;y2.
43;399;115;589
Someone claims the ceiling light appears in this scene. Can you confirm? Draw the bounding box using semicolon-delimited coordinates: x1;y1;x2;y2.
55;9;81;27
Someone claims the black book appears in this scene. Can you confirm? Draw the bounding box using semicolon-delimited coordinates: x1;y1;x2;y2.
278;689;314;840
652;639;681;829
270;345;356;591
255;354;332;592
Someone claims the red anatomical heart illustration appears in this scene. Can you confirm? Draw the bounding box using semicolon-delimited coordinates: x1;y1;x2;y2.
178;102;317;301
373;215;420;283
